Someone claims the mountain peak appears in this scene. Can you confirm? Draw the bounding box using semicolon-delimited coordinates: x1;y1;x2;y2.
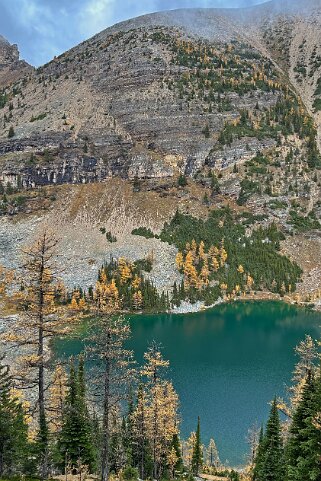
0;35;32;88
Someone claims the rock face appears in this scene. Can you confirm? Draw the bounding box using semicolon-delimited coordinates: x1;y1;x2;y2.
0;35;32;87
0;1;320;188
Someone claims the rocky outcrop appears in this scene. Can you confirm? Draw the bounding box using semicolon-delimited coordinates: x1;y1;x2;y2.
0;35;32;87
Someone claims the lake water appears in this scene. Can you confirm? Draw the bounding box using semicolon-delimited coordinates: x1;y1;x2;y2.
54;301;321;466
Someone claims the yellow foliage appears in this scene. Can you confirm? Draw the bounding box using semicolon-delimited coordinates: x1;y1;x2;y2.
200;261;210;286
198;241;206;260
70;296;79;310
184;251;198;289
246;275;254;289
78;297;87;310
118;257;132;284
133;290;143;310
176;252;184;270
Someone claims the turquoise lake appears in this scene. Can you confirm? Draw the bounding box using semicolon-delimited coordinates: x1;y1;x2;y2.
54;301;321;467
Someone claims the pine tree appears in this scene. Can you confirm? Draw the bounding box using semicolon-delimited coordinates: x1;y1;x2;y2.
48;364;67;433
191;417;203;475
261;399;284;481
57;358;96;472
171;433;183;473
122;395;135;467
252;426;265;481
0;356;28;477
286;371;321;480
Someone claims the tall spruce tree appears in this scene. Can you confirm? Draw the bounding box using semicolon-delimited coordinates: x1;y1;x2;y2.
57;358;96;472
261;399;284;481
286;371;321;480
191;417;203;475
171;433;183;473
252;426;265;481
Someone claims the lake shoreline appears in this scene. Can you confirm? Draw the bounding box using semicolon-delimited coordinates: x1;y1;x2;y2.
168;291;317;316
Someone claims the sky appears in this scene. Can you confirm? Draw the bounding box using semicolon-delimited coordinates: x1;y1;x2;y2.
0;0;266;67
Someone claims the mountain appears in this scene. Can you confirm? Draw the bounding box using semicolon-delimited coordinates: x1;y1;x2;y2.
0;1;320;179
0;35;32;88
0;1;321;298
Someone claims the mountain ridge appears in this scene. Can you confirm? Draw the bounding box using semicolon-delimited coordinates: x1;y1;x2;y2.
0;2;321;296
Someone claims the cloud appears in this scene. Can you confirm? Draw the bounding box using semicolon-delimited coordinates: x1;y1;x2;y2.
0;0;267;66
78;0;116;37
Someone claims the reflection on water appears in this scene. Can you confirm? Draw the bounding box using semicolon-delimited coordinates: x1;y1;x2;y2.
54;301;321;467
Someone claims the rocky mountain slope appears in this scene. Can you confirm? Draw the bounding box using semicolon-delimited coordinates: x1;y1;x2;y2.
1;0;321;298
0;1;320;180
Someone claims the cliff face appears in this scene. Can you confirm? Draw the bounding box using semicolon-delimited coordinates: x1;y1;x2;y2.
0;35;32;88
0;1;321;187
0;1;320;189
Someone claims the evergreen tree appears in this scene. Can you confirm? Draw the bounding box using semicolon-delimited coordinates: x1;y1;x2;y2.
252;426;265;481
191;417;203;475
261;399;284;481
35;411;50;480
178;174;188;187
8;126;14;138
57;358;96;472
171;433;183;473
211;171;220;195
0;357;28;477
286;371;321;480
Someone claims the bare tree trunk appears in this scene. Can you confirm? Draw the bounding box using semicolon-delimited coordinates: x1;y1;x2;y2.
140;424;145;480
38;241;48;480
153;397;158;480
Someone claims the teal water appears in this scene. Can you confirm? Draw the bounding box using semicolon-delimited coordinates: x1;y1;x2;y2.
54;301;321;467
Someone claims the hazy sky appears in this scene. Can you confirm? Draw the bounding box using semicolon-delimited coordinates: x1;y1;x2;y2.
0;0;266;66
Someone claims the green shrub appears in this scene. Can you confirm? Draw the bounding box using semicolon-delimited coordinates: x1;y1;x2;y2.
122;467;139;481
313;98;321;112
178;174;188;187
132;227;156;239
106;231;117;243
30;113;47;122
